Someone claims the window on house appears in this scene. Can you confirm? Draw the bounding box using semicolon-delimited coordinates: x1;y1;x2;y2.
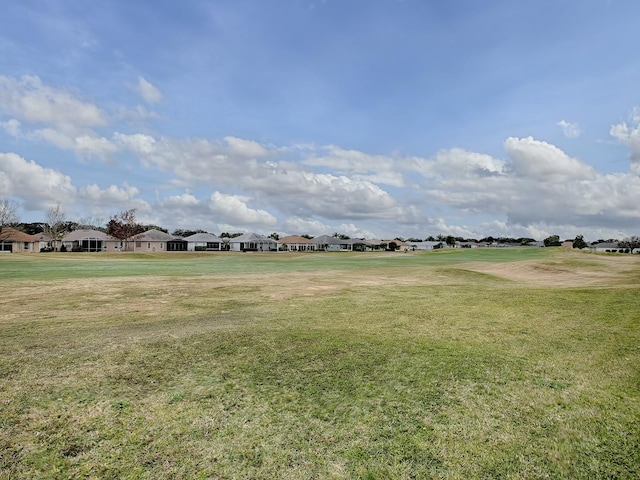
136;241;141;248
147;243;151;249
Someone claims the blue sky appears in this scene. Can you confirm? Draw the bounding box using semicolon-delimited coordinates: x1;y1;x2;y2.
1;0;639;240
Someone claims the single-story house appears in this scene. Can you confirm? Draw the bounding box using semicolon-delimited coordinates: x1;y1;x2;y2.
184;232;223;251
409;241;447;251
128;229;187;252
311;235;343;251
34;232;53;251
228;233;277;252
0;227;40;253
589;242;628;253
62;229;122;252
381;239;410;251
338;238;368;252
278;235;316;252
364;239;385;251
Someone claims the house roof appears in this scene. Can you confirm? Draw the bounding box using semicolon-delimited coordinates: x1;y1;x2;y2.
63;229;118;242
34;232;52;241
0;227;38;242
278;235;313;244
131;229;175;241
591;242;620;248
184;232;221;242
231;233;276;243
383;239;408;246
311;235;342;245
409;241;442;247
341;238;368;245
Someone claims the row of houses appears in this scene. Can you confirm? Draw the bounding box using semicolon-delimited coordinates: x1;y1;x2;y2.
1;227;636;254
0;228;421;253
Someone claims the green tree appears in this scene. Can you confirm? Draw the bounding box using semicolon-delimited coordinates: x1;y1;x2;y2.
106;209;144;250
573;235;588;249
142;225;168;233
16;222;45;235
172;229;206;237
388;241;398;251
618;236;640;251
544;235;561;247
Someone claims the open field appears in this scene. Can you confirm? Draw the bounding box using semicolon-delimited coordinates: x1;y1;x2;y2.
1;248;639;479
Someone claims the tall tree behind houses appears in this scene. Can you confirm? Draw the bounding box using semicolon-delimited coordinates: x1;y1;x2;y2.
106;209;144;250
44;202;68;251
0;198;21;240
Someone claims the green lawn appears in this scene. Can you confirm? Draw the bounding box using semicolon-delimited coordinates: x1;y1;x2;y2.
1;249;638;479
0;247;549;281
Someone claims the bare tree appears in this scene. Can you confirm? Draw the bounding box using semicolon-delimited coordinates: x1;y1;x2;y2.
45;202;68;251
77;215;106;231
0;198;20;226
0;198;21;240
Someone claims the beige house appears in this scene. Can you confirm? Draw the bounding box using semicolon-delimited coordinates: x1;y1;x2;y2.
62;229;123;252
128;229;187;252
278;235;316;252
0;227;40;253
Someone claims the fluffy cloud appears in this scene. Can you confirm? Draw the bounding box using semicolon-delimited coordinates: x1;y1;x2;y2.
0;152;76;209
209;191;277;226
412;148;506;179
247;169;402;220
283;217;331;236
0;75;117;161
409;136;640;232
303;145;406;187
504;136;597;182
0;75;107;129
136;77;162;104
0;118;21;136
115;133;405;221
610;109;640;176
223;136;270;159
114;134;269;178
74;135;118;161
79;183;142;205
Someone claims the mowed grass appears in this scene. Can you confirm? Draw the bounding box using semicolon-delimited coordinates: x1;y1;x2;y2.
1;249;639;479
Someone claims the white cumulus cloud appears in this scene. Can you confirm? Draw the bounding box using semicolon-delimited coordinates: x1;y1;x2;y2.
0;75;107;129
610;109;640;176
504;136;597;182
0;152;76;209
209;191;277;226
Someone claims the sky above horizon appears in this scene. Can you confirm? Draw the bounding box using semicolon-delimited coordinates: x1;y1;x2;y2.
1;0;639;241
